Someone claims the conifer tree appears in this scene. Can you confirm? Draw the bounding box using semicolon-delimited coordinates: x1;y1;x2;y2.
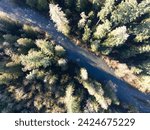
65;83;80;113
102;26;129;47
82;25;91;42
78;12;88;29
97;0;115;22
82;80;109;110
20;50;51;71
1;0;148;113
94;20;111;40
138;60;150;75
110;0;150;26
121;44;150;58
131;18;150;42
49;4;70;35
35;39;54;56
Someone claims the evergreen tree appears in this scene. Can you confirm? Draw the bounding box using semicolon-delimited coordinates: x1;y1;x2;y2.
121;44;150;58
82;80;109;110
97;0;115;22
49;4;70;35
94;20;111;40
102;26;129;47
20;50;51;71
82;25;91;42
65;83;80;113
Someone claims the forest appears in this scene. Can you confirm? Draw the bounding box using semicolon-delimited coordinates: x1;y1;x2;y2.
0;0;149;112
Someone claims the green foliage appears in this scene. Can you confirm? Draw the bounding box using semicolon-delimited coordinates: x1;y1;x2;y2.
17;38;33;46
78;12;88;29
82;80;109;110
26;69;45;80
1;21;123;112
91;0;105;10
94;20;111;40
98;0;115;22
35;39;54;56
49;4;70;35
20;50;51;71
65;83;80;113
138;60;150;75
131;19;150;42
138;0;150;15
80;68;88;80
111;0;139;25
102;26;129;47
121;44;150;59
1;0;148;113
84;98;101;113
54;45;66;57
0;72;19;85
111;0;150;26
17;38;34;53
22;24;42;38
0;13;21;33
82;25;91;42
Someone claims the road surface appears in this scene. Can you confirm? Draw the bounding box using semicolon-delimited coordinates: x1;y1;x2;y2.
0;0;150;112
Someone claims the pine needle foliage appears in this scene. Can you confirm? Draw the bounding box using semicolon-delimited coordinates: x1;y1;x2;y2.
49;4;70;35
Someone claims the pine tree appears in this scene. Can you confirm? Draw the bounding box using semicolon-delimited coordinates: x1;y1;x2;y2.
138;0;150;15
110;0;150;26
22;24;40;38
80;68;88;80
17;38;34;53
97;0;115;22
54;45;66;57
26;69;45;80
90;40;100;52
49;4;70;35
121;44;150;58
82;80;109;110
35;39;54;56
82;25;91;42
78;12;88;29
0;72;19;85
138;60;150;75
131;18;150;42
94;20;111;40
102;26;129;47
84;98;101;113
65;83;80;113
20;50;51;71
